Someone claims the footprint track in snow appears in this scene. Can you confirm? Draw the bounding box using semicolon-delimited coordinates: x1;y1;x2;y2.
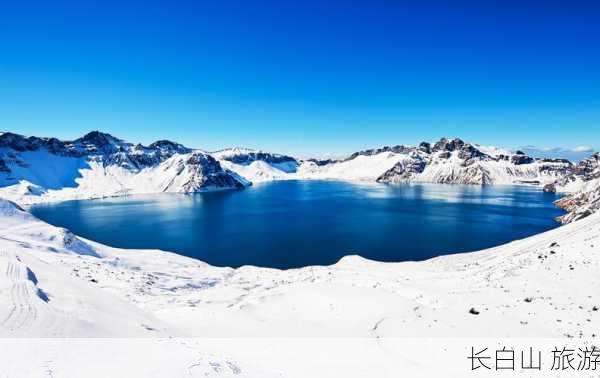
0;251;48;333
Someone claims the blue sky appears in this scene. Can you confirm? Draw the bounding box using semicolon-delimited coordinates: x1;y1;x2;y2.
1;1;599;157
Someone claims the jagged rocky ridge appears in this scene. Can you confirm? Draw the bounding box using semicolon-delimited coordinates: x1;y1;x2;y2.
545;152;600;191
294;138;570;185
0;131;247;201
212;147;297;166
2;131;599;224
0;131;194;169
362;137;572;185
550;153;600;223
293;138;600;224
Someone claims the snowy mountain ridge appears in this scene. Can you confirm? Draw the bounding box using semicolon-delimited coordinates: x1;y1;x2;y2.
213;137;577;186
1;131;599;225
212;146;300;182
0;131;248;204
552;153;600;223
211;146;297;164
287;138;576;191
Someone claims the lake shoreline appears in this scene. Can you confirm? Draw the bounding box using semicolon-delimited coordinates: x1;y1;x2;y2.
30;180;564;269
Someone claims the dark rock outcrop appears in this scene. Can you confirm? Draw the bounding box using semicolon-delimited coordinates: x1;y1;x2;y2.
74;131;121;150
179;153;246;192
551;152;600;223
432;138;465;153
511;154;535;165
221;151;297;165
0;131;197;169
306;158;340;166
0;132;64;153
551;152;599;189
345;145;412;161
572;153;600;179
377;157;427;183
369;137;573;186
418;142;431;154
148;140;191;155
458;144;487;166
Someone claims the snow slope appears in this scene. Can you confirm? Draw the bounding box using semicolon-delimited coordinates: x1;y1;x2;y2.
296;151;406;181
0;201;175;337
219;160;295;183
213;147;299;183
1;196;599;339
410;153;568;185
0;132;248;205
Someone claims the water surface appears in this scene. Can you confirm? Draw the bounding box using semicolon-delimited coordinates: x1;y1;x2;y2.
31;181;564;269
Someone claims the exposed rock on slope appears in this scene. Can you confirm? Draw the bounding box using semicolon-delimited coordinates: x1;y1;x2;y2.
548;152;600;192
551;152;600;223
292;137;572;185
213;147;297;166
0;131;247;204
368;138;572;185
171;152;246;192
213;147;300;182
0;131;588;207
376;154;428;183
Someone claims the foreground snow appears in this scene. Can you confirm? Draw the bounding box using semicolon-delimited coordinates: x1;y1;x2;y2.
1;197;599;376
1;198;598;339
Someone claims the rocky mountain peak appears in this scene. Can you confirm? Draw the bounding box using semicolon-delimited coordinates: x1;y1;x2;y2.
553;151;600;223
148;140;191;154
0;132;42;152
177;151;247;192
576;152;600;175
418;142;431;154
457;143;487;162
75;131;122;147
344;145;412;161
214;148;298;165
511;153;534;165
432;137;465;152
0;131;249;196
68;131;127;157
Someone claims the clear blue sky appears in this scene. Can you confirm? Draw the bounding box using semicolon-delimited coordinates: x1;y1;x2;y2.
1;1;599;156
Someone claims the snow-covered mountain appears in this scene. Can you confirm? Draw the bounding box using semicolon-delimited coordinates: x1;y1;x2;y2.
1;131;597;219
211;137;600;226
550;152;600;223
212;147;300;182
548;152;600;192
294;137;573;185
0;131;248;204
210;137;575;185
